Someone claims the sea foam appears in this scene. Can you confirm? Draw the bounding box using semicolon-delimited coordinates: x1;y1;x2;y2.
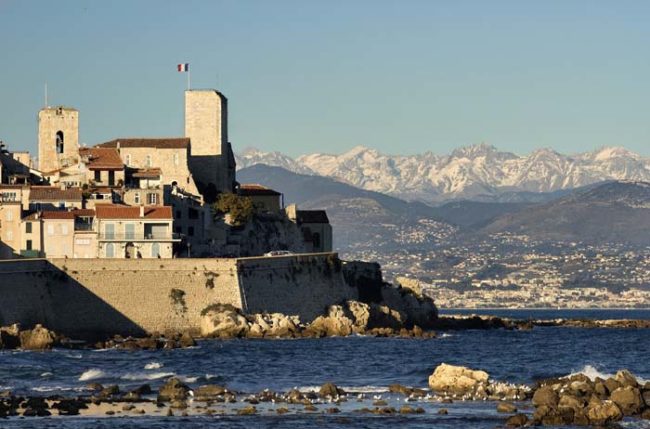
121;371;175;381
144;362;163;370
79;369;106;381
570;365;648;383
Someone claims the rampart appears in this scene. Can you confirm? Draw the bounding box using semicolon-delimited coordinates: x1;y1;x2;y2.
0;253;362;338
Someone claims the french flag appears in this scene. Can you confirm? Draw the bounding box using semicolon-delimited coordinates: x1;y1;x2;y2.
177;63;189;72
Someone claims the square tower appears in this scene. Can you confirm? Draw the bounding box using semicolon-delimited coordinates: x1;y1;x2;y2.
38;106;79;173
184;90;236;199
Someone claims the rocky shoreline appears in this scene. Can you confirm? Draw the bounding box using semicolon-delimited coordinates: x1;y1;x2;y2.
2;309;649;352
1;363;648;427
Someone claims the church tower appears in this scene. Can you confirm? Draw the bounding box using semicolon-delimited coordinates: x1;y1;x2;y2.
184;90;236;200
38;106;79;172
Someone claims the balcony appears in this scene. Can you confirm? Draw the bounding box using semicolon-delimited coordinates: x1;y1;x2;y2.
98;233;181;242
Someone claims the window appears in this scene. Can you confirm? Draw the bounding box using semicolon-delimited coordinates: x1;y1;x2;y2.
175;226;182;234
313;232;321;249
151;242;160;258
26;222;32;234
175;210;182;219
94;170;101;182
188;208;198;219
147;193;157;205
1;192;17;202
134;193;141;204
56;131;64;154
188;227;194;236
6;210;13;221
108;171;115;186
125;154;131;166
105;223;115;239
125;223;135;240
106;243;115;258
61;224;69;235
47;224;54;236
146;155;152;167
26;240;32;251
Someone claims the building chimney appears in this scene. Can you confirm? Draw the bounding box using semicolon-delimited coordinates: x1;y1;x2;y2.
140;205;144;218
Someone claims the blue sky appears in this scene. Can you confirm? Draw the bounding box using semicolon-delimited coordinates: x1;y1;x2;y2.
1;0;650;157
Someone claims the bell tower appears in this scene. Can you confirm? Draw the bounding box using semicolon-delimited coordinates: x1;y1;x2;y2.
185;90;236;199
38;106;79;172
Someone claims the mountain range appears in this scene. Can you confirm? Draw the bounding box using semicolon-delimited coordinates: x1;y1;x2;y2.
236;145;650;203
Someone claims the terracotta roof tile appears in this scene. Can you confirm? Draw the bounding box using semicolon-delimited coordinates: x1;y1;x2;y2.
97;138;189;149
95;204;172;220
29;186;83;201
79;147;124;170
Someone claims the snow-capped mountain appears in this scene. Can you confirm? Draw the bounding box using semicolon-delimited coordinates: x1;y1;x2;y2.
235;147;314;175
236;144;650;203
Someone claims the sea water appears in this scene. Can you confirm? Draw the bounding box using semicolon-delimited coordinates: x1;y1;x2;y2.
1;310;649;428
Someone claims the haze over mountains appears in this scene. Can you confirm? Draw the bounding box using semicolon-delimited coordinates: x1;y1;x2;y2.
236;144;650;203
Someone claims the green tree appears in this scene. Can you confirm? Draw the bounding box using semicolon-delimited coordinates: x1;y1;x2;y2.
212;193;254;226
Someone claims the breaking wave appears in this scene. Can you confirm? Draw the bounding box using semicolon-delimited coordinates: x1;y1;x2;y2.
79;369;106;381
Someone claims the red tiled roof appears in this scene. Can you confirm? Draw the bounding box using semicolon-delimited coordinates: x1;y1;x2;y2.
95;204;172;220
29;186;83;201
79;147;124;170
96;138;189;149
22;209;96;221
40;211;76;220
239;184;281;196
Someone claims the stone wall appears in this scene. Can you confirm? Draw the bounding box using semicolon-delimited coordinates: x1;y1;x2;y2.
239;253;358;321
0;253;361;338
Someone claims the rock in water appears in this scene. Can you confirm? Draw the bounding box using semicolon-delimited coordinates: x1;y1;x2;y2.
586;398;623;425
532;386;559;408
307;306;355;337
200;304;249;338
158;378;191;401
496;402;518;413
19;325;55;350
610;386;644;415
428;363;489;394
319;382;345;398
505;413;528;427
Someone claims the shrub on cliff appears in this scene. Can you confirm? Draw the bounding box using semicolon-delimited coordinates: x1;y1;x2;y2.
212;193;254;227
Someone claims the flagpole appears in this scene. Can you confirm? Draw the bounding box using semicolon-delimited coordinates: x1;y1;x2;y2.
187;68;191;90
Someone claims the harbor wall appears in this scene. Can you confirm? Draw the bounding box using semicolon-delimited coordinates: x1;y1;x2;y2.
0;253;359;338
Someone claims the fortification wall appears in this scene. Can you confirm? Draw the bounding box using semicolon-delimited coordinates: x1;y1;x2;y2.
0;258;242;338
238;253;358;321
0;253;360;338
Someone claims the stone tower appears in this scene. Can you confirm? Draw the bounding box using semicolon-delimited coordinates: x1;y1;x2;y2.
184;90;236;200
38;106;79;172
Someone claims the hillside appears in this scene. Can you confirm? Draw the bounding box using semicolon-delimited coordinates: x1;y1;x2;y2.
237;165;457;252
480;181;650;245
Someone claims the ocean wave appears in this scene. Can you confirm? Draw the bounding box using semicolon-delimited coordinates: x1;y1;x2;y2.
32;386;82;392
40;372;53;377
569;365;648;383
121;371;175;381
178;375;199;383
144;362;163;370
439;333;453;339
79;369;106;381
296;385;389;394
